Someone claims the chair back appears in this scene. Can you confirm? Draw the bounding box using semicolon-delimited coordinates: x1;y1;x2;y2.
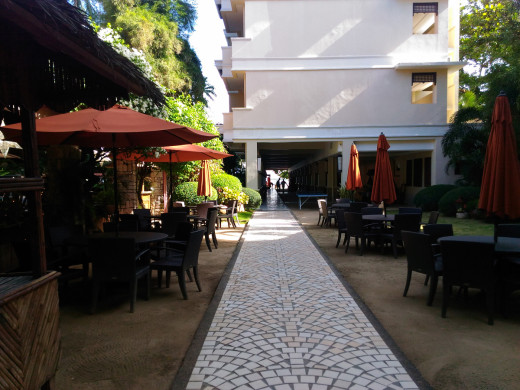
226;200;237;215
361;207;383;215
393;213;422;239
160;212;187;236
335;209;346;229
440;240;496;288
133;208;151;231
336;198;350;204
88;237;139;280
182;229;205;269
427;211;440;225
196;203;212;219
398;207;423;215
349;202;368;212
174;221;194;241
318;199;328;216
169;206;189;214
103;220;139;232
401;231;435;275
495;224;520;239
344;212;364;235
423;224;453;242
205;208;218;234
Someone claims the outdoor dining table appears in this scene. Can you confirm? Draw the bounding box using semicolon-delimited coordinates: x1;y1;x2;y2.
65;231;168;247
331;203;351;209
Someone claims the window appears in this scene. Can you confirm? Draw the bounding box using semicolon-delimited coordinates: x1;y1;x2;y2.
413;2;438;34
406;157;430;187
412;72;436;104
424;157;431;187
413;158;423;187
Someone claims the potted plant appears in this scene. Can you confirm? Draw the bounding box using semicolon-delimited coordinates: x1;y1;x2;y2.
456;207;468;219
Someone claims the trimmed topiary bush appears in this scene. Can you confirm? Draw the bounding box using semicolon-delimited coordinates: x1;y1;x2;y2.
438;186;480;216
413;184;457;211
172;182;217;205
211;173;242;193
242;187;262;210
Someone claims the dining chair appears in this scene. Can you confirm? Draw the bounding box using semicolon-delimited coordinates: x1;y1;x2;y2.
495;224;520;316
440;239;497;325
344;212;381;256
378;213;422;258
217;200;237;228
202;208;218;251
423;211;440;227
317;199;326;226
335;209;348;248
133;208;152;231
195;203;212;220
46;225;89;285
319;199;335;227
422;224;453;285
160;212;187;237
88;236;151;313
150;229;205;299
401;230;443;306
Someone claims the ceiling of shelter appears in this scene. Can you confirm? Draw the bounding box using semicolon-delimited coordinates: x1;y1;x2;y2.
258;142;326;171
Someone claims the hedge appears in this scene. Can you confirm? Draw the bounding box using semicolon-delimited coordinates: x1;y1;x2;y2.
413;184;457;211
211;173;242;193
172;182;217;205
242;187;262;210
438;186;481;216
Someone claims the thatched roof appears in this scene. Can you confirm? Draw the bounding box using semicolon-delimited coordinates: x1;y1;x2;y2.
0;0;164;119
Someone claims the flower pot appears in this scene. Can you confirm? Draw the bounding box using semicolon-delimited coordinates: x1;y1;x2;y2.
456;212;468;219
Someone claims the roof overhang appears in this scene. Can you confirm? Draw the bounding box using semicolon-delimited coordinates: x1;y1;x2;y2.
395;61;466;71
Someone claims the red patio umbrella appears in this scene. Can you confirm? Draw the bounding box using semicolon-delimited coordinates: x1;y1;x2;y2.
478;93;520;220
346;143;363;195
197;160;212;200
371;133;396;210
0;104;217;219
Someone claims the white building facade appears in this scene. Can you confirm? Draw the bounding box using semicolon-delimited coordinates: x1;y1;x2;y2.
215;0;464;204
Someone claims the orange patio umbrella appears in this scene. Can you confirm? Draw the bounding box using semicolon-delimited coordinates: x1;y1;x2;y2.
346;143;363;195
197;160;212;200
478;92;520;220
1;104;217;220
371;133;396;209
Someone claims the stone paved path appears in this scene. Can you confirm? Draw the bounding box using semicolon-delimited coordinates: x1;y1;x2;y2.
185;190;421;390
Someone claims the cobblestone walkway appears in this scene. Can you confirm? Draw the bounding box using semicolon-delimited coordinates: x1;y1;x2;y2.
185;191;420;390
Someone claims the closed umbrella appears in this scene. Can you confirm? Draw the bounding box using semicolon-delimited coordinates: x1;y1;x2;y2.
478;92;520;220
1;105;216;220
346;143;362;198
197;160;212;200
371;133;396;211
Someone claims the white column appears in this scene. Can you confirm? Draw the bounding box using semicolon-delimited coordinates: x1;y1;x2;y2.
245;141;258;190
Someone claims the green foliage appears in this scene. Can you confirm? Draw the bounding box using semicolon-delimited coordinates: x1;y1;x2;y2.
442;107;490;185
242;187;262;210
211;173;243;193
438;186;481;216
413;184;457;211
172;181;217;205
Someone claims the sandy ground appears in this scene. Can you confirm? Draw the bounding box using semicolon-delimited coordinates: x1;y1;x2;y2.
56;208;520;390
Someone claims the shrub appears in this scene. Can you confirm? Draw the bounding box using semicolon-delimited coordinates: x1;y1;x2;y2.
211;173;242;193
242;187;262;210
172;182;217;205
438;186;480;216
413;184;457;211
217;186;249;205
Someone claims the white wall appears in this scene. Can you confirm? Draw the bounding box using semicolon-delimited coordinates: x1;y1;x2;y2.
233;69;448;128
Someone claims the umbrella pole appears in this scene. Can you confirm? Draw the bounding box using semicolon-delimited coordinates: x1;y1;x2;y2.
111;135;120;230
168;151;173;211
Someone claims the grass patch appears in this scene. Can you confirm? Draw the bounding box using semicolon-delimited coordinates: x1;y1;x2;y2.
238;211;252;224
425;211;494;236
